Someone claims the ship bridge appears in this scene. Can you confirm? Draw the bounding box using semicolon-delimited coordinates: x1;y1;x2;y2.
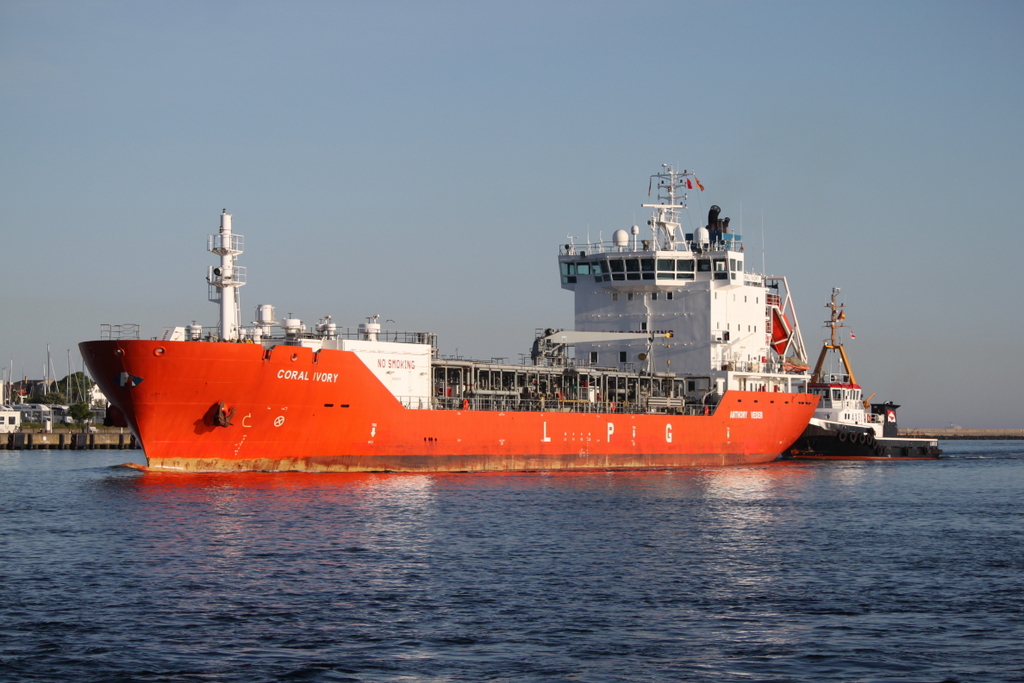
553;166;809;395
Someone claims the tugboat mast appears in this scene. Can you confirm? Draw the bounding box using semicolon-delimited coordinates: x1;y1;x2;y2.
810;287;856;385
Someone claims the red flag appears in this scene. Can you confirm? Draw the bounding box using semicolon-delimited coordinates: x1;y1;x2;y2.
686;178;693;189
694;177;705;191
850;332;856;339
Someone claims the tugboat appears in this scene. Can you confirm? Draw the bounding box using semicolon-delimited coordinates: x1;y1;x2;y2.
787;288;941;460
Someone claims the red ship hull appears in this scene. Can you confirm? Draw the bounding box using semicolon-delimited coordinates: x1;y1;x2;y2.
81;340;818;473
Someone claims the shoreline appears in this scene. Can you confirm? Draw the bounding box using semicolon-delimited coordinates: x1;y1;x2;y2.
900;429;1024;440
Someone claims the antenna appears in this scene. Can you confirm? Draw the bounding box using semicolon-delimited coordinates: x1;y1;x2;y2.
761;211;766;276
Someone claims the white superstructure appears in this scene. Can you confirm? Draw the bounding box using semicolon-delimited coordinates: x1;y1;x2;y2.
557;165;809;398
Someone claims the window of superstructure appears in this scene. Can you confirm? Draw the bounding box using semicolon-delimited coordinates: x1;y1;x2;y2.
611;292;619;301
627;293;634;301
832;389;842;401
698;259;712;272
667;292;674;300
619;351;627;363
590;351;598;363
577;262;591;275
560;262;577;284
626;259;641;280
656;258;676;280
641;322;647;331
651;292;658;301
640;259;655;280
609;259;625;281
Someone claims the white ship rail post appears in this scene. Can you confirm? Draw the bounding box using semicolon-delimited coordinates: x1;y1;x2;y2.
207;210;247;341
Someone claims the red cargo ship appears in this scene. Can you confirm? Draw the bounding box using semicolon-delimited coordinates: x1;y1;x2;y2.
81;166;817;472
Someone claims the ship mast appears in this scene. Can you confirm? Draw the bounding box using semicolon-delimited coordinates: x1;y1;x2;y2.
641;164;695;250
810;287;856;385
207;210;246;341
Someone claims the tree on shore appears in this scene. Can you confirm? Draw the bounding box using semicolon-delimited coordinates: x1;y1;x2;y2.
68;402;94;430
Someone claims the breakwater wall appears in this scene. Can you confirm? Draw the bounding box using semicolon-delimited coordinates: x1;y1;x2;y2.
900;429;1024;440
2;432;138;450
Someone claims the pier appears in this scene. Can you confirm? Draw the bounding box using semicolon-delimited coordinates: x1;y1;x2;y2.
900;429;1024;440
3;431;138;450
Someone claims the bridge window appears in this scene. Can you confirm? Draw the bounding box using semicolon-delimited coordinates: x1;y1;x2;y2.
698;259;712;272
626;259;641;280
608;259;625;281
577;262;591;275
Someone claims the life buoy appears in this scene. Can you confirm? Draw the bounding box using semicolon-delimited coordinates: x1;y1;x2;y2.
462;399;470;411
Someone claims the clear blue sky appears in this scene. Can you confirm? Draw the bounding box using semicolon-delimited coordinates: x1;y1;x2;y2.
2;1;1021;428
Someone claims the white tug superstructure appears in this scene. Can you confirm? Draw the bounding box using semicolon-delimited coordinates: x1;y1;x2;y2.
555;165;810;402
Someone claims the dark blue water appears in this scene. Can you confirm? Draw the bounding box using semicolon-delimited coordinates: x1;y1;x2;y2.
2;442;1023;682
